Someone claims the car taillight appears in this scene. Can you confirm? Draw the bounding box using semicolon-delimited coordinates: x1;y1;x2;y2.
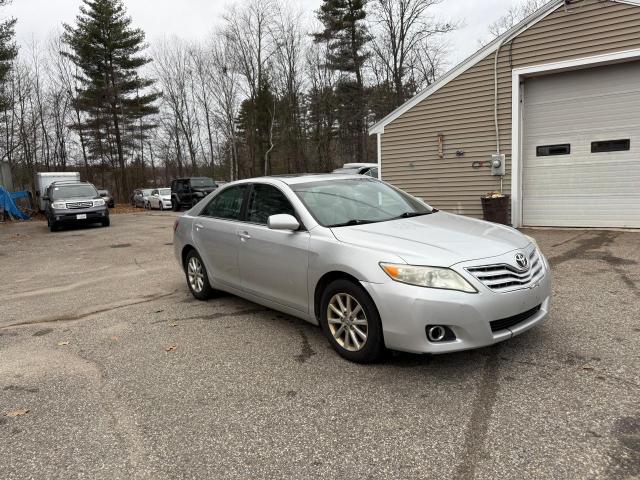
173;218;180;232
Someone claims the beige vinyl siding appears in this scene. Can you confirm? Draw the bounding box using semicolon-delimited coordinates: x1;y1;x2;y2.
380;0;640;218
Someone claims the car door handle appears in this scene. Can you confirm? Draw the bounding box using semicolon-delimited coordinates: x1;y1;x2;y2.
238;231;251;240
195;223;204;230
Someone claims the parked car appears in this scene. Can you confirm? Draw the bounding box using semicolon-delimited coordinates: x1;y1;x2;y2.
173;174;551;363
148;188;172;210
170;177;217;211
34;172;80;211
97;189;115;208
132;188;153;208
332;163;378;177
44;180;109;231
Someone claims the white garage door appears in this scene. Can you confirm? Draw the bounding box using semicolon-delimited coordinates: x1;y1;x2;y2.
522;61;640;228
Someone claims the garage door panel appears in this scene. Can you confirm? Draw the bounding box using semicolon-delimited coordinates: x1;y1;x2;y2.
522;61;640;228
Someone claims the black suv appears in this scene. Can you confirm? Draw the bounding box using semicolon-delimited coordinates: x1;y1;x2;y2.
44;181;110;231
171;177;217;211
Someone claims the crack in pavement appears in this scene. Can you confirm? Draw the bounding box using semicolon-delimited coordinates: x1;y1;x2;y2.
295;327;317;363
454;347;501;480
0;290;179;330
154;307;270;324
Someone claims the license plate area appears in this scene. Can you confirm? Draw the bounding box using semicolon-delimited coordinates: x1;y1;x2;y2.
76;214;87;219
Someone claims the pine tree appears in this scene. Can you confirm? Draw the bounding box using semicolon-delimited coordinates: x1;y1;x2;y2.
0;0;17;111
62;0;159;198
314;0;371;163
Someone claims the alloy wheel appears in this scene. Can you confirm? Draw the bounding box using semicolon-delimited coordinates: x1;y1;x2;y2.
327;293;368;352
187;256;205;293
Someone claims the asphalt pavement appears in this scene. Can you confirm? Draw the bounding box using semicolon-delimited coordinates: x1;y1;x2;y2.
0;213;638;480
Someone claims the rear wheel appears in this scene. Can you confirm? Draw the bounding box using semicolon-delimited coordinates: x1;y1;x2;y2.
319;279;385;363
172;198;180;212
185;250;214;300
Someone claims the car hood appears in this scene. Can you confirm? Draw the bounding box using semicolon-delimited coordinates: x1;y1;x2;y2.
192;187;216;194
329;211;530;267
54;196;99;203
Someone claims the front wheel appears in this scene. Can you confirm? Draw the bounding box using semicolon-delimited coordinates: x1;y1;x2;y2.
319;279;385;363
48;216;59;232
101;217;110;227
159;202;164;211
185;250;214;300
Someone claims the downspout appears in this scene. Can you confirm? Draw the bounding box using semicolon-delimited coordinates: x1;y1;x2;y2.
376;132;382;180
494;38;506;193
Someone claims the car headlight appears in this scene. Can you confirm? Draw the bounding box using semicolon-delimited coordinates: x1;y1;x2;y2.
380;263;477;293
93;199;105;206
51;201;66;209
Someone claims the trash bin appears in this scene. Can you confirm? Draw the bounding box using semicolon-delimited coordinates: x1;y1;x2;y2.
481;193;511;225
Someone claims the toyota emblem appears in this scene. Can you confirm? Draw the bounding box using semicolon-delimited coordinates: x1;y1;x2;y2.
515;253;529;270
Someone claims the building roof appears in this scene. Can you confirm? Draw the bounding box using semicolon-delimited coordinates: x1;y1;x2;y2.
368;0;640;135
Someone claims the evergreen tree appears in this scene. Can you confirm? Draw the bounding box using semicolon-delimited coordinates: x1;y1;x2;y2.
62;0;159;198
237;76;277;177
314;0;371;162
0;0;17;110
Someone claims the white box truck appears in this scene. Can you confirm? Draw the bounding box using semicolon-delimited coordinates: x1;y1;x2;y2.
34;172;81;211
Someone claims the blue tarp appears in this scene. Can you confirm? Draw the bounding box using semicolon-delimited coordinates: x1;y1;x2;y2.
0;187;30;220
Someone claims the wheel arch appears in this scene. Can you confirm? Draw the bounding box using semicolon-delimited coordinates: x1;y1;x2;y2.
313;271;366;322
181;244;197;270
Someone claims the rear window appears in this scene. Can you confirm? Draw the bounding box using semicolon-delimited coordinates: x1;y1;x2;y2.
191;178;216;188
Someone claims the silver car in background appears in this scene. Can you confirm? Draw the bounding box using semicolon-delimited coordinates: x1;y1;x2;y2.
173;175;551;363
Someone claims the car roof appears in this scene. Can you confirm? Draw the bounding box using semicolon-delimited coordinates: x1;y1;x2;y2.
255;173;376;185
50;180;93;187
342;163;377;168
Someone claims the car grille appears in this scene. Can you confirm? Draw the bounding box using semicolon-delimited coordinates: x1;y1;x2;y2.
66;201;93;209
466;248;544;292
490;304;542;332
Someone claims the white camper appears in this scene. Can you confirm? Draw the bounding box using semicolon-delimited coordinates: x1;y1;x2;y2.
34;172;81;211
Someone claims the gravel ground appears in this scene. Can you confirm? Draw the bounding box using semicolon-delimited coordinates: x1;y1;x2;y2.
0;214;638;480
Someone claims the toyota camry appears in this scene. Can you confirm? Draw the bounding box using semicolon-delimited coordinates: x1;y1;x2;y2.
173;174;551;363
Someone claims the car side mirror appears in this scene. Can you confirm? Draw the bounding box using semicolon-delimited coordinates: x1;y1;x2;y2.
267;214;300;231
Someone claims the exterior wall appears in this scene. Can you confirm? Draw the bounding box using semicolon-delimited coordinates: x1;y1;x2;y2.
0;161;13;191
380;0;640;218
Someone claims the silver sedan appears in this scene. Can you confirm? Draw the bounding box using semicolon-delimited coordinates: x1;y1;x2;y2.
173;174;551;363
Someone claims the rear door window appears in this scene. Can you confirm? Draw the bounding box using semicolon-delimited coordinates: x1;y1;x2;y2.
201;185;247;220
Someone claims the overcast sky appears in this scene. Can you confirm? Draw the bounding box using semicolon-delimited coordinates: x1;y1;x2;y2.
5;0;518;65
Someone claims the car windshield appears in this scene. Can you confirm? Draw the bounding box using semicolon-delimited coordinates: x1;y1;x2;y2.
142;189;153;195
159;188;170;195
191;178;215;188
291;178;434;227
51;184;98;201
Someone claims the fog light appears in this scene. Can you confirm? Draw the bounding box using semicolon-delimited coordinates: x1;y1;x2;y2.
426;325;455;342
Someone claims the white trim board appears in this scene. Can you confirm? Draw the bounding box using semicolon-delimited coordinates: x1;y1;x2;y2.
510;48;640;227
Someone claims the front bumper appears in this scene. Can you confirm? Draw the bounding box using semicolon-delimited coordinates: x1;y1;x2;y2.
361;255;551;354
51;205;109;224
